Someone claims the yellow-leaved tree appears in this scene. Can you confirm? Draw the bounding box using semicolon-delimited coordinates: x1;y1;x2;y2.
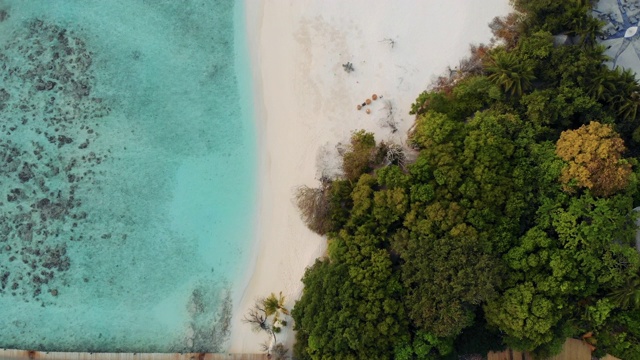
556;121;633;197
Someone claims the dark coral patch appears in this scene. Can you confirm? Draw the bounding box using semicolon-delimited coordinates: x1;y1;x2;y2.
0;19;110;304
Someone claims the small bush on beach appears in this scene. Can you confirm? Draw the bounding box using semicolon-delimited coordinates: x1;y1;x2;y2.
294;183;331;235
341;130;379;181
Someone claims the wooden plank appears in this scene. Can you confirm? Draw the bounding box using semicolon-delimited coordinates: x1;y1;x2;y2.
0;350;268;360
489;338;591;360
546;338;591;360
488;348;514;360
600;355;622;360
0;341;620;360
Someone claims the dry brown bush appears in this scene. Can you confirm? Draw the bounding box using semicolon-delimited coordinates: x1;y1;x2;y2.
489;13;522;49
294;184;331;235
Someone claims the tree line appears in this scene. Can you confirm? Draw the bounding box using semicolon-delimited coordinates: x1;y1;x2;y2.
291;0;640;358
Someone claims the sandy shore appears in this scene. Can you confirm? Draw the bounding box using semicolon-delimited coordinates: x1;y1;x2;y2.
228;0;512;353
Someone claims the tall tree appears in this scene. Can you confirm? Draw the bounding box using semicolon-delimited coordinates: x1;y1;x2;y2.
342;130;384;181
609;274;640;310
556;121;633;197
486;51;535;97
292;232;409;360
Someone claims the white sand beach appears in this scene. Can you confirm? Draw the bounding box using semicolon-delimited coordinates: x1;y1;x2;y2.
229;0;512;353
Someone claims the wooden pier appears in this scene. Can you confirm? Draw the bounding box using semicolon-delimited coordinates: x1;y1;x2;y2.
488;338;621;360
0;350;267;360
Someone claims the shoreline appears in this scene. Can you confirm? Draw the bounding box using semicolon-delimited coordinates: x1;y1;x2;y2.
229;0;264;323
229;0;512;353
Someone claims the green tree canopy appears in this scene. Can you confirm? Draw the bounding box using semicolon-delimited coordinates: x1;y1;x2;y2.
292;2;640;358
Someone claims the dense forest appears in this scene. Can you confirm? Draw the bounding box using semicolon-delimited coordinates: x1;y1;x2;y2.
291;1;640;359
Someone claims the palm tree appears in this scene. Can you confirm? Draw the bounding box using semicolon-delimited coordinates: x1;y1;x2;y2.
565;3;603;47
587;67;618;102
609;274;640;309
608;68;640;121
618;91;640;121
485;51;535;97
263;291;289;322
577;17;604;47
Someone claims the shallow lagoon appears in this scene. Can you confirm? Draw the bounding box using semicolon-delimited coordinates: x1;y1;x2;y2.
0;0;256;352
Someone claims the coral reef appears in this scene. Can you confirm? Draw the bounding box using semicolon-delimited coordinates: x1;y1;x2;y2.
0;18;110;305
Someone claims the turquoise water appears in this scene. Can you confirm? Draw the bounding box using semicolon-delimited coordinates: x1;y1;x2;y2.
0;0;256;352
